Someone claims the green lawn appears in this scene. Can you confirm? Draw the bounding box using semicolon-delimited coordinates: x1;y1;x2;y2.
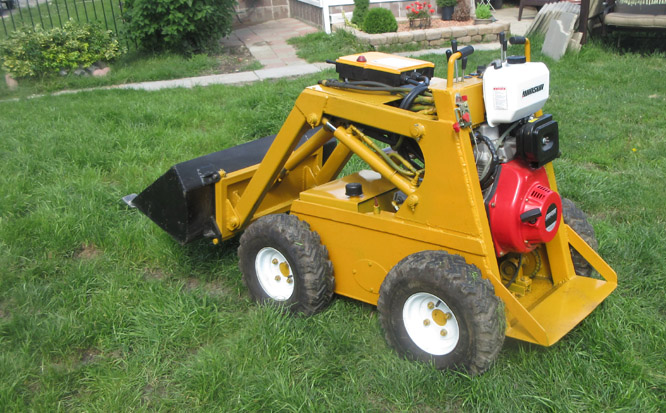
0;51;261;100
0;42;664;410
288;29;372;63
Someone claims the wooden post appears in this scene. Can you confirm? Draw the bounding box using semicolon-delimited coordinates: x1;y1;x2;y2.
579;0;590;44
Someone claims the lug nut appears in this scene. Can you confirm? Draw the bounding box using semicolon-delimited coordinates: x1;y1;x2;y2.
446;312;452;320
275;275;281;281
423;319;430;326
286;278;293;284
440;329;448;337
272;258;278;265
427;302;435;309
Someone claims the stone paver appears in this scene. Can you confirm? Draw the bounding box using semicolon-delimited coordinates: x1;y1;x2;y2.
234;18;318;68
542;12;578;60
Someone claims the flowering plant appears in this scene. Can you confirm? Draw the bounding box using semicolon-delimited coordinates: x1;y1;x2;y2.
406;1;435;20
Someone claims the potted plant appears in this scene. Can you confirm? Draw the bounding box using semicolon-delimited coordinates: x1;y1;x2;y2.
406;1;436;28
474;3;494;24
437;0;457;21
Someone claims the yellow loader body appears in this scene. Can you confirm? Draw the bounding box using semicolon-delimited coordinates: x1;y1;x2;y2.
129;43;616;371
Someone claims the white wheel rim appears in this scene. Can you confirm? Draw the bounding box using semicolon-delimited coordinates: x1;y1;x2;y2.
255;247;294;301
402;292;460;356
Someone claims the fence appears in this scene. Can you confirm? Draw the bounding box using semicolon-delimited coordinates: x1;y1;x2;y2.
0;0;127;44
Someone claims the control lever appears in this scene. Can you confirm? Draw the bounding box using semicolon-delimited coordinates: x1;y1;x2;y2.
509;36;531;62
458;46;474;79
499;32;508;63
451;39;459;81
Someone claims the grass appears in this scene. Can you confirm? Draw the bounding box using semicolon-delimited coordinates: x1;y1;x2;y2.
287;29;372;63
0;50;262;99
286;27;476;62
1;40;665;410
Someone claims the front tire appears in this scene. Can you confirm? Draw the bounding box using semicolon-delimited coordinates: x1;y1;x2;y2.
378;251;504;375
238;214;334;316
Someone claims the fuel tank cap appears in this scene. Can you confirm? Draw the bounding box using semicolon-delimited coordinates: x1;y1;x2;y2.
507;55;527;64
345;183;363;197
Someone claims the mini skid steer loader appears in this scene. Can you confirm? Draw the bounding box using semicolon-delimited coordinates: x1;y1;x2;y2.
125;34;617;374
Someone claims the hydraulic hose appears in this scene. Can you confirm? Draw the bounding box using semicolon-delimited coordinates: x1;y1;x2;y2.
505;254;524;289
319;79;410;94
399;83;430;110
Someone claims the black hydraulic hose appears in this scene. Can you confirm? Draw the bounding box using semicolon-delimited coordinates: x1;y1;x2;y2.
475;133;499;189
399;83;430;110
505;254;523;289
344;80;402;88
318;79;409;94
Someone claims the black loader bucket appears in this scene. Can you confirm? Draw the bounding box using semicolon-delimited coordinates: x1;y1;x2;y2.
125;129;328;244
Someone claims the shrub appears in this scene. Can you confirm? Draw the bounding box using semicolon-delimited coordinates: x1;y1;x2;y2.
452;0;471;20
351;0;370;27
362;8;398;34
123;0;236;53
0;21;122;78
475;4;492;19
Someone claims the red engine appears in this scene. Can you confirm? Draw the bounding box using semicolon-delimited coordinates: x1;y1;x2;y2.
487;160;562;256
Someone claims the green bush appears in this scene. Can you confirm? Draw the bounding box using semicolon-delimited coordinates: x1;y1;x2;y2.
362;8;398;34
475;4;492;19
0;21;123;78
351;0;370;27
123;0;236;53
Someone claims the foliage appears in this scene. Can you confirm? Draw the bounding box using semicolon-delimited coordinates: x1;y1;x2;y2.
122;0;236;53
407;1;436;19
0;0;123;44
0;51;260;99
351;0;370;26
452;0;471;20
362;8;398;34
287;29;372;63
0;21;122;78
437;0;458;7
475;3;493;19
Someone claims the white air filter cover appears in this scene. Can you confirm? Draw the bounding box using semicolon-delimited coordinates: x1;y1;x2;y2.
482;61;550;127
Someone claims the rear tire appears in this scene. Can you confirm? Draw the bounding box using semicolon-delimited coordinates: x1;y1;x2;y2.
562;198;598;277
238;214;334;315
378;251;504;375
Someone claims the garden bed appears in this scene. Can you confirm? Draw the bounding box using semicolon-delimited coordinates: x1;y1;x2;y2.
397;18;475;31
345;20;510;48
